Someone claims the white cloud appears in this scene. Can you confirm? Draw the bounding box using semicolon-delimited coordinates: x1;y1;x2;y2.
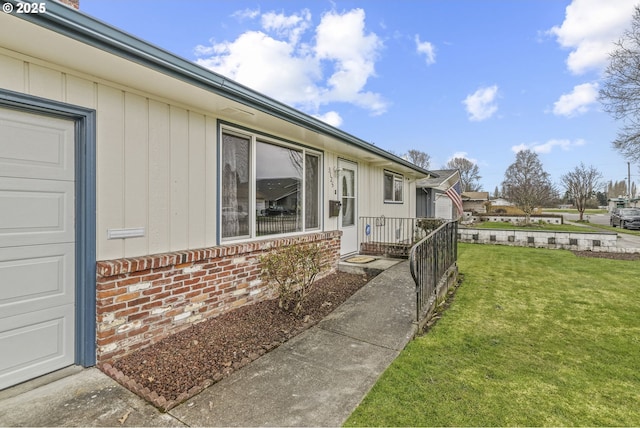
194;8;387;124
261;9;311;44
548;0;637;74
552;82;599;116
415;35;436;65
313;111;343;127
232;8;260;21
314;9;386;114
463;85;499;121
448;151;478;164
512;139;586;154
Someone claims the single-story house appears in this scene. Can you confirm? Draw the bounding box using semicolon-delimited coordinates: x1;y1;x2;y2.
608;197;640;211
0;0;435;389
461;191;490;213
415;169;462;220
489;198;513;207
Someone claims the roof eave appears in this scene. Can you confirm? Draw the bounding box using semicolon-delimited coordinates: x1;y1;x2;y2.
7;0;436;178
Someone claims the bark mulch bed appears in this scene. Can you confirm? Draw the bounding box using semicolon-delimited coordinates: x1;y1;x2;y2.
101;271;375;411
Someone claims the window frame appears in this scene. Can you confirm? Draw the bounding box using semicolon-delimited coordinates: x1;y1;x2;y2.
219;123;323;243
383;170;404;204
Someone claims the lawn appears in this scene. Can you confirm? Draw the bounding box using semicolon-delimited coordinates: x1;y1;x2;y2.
345;244;640;427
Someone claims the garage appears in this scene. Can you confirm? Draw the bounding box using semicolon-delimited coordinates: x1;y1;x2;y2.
0;107;76;389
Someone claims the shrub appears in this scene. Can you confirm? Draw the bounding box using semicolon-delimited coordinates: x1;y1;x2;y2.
260;244;323;316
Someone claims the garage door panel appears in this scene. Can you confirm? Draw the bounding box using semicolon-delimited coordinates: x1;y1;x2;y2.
0;108;74;181
0;107;76;389
0;178;74;248
0;306;74;390
0;243;74;319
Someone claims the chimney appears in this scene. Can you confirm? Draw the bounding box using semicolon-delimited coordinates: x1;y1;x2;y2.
56;0;79;9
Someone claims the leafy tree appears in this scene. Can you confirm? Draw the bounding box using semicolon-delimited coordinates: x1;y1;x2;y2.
492;186;500;199
560;163;604;221
599;6;640;162
446;157;482;192
502;150;556;223
405;149;431;169
596;191;608;206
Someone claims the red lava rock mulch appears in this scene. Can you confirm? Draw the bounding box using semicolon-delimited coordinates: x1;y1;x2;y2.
101;270;375;411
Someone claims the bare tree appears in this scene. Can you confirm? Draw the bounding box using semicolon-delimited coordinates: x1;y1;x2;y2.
560;163;604;221
502;150;556;223
446;157;481;192
607;179;628;198
405;149;431;169
599;6;640;162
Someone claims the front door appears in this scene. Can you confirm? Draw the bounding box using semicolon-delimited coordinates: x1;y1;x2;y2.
338;159;357;255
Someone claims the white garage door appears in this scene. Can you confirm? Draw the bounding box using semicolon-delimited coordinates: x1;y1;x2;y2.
0;107;75;390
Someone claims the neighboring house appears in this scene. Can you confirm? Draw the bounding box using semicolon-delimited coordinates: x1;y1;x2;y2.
608;197;640;211
489;198;513;207
462;192;490;213
416;169;462;220
0;1;434;389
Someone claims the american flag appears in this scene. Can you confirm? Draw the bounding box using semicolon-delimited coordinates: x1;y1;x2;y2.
445;181;464;218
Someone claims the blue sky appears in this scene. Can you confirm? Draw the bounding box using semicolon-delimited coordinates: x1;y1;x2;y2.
81;0;639;193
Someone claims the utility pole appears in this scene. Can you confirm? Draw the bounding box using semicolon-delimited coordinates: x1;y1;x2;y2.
628;162;632;199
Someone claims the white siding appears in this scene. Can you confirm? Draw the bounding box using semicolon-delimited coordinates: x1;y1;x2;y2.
0;52;224;261
0;48;423;261
148;100;171;254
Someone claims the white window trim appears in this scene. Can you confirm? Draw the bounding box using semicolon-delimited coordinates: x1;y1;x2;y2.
384;170;404;204
219;125;323;243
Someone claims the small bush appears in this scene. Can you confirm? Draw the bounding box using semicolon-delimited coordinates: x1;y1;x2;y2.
260;244;323;316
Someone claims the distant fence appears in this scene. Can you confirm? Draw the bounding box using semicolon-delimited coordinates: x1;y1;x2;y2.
409;220;459;324
359;216;444;258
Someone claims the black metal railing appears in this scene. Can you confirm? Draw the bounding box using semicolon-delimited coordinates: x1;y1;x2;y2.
256;215;301;236
409;220;458;322
359;216;445;258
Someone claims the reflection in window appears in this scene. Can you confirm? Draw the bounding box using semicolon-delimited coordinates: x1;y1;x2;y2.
341;169;355;227
305;154;320;229
384;171;403;203
256;141;302;236
220;128;322;241
221;133;250;238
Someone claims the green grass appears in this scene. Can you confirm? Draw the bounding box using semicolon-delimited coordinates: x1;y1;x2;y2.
345;244;640;427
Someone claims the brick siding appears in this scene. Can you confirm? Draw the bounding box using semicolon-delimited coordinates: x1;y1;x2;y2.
95;231;341;363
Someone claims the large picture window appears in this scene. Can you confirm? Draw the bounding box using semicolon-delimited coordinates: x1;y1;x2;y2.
220;127;322;241
384;170;404;203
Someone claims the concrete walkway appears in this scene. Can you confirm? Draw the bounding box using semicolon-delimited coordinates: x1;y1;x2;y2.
0;259;417;427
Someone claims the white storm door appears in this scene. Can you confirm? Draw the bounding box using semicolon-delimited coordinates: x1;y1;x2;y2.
338;159;357;255
0;107;76;390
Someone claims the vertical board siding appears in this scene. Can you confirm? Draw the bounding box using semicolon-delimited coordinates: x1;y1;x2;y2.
169;106;189;251
148;100;171;254
204;116;217;247
28;63;64;101
65;75;96;109
0;53;25;92
123;92;149;257
188;111;206;249
96;84;125;260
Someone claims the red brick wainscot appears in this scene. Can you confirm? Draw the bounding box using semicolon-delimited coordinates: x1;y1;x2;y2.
95;230;341;364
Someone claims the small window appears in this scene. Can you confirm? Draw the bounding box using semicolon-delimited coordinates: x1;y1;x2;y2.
384;171;403;203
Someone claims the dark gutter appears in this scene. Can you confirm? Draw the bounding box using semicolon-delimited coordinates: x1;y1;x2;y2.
4;0;437;178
